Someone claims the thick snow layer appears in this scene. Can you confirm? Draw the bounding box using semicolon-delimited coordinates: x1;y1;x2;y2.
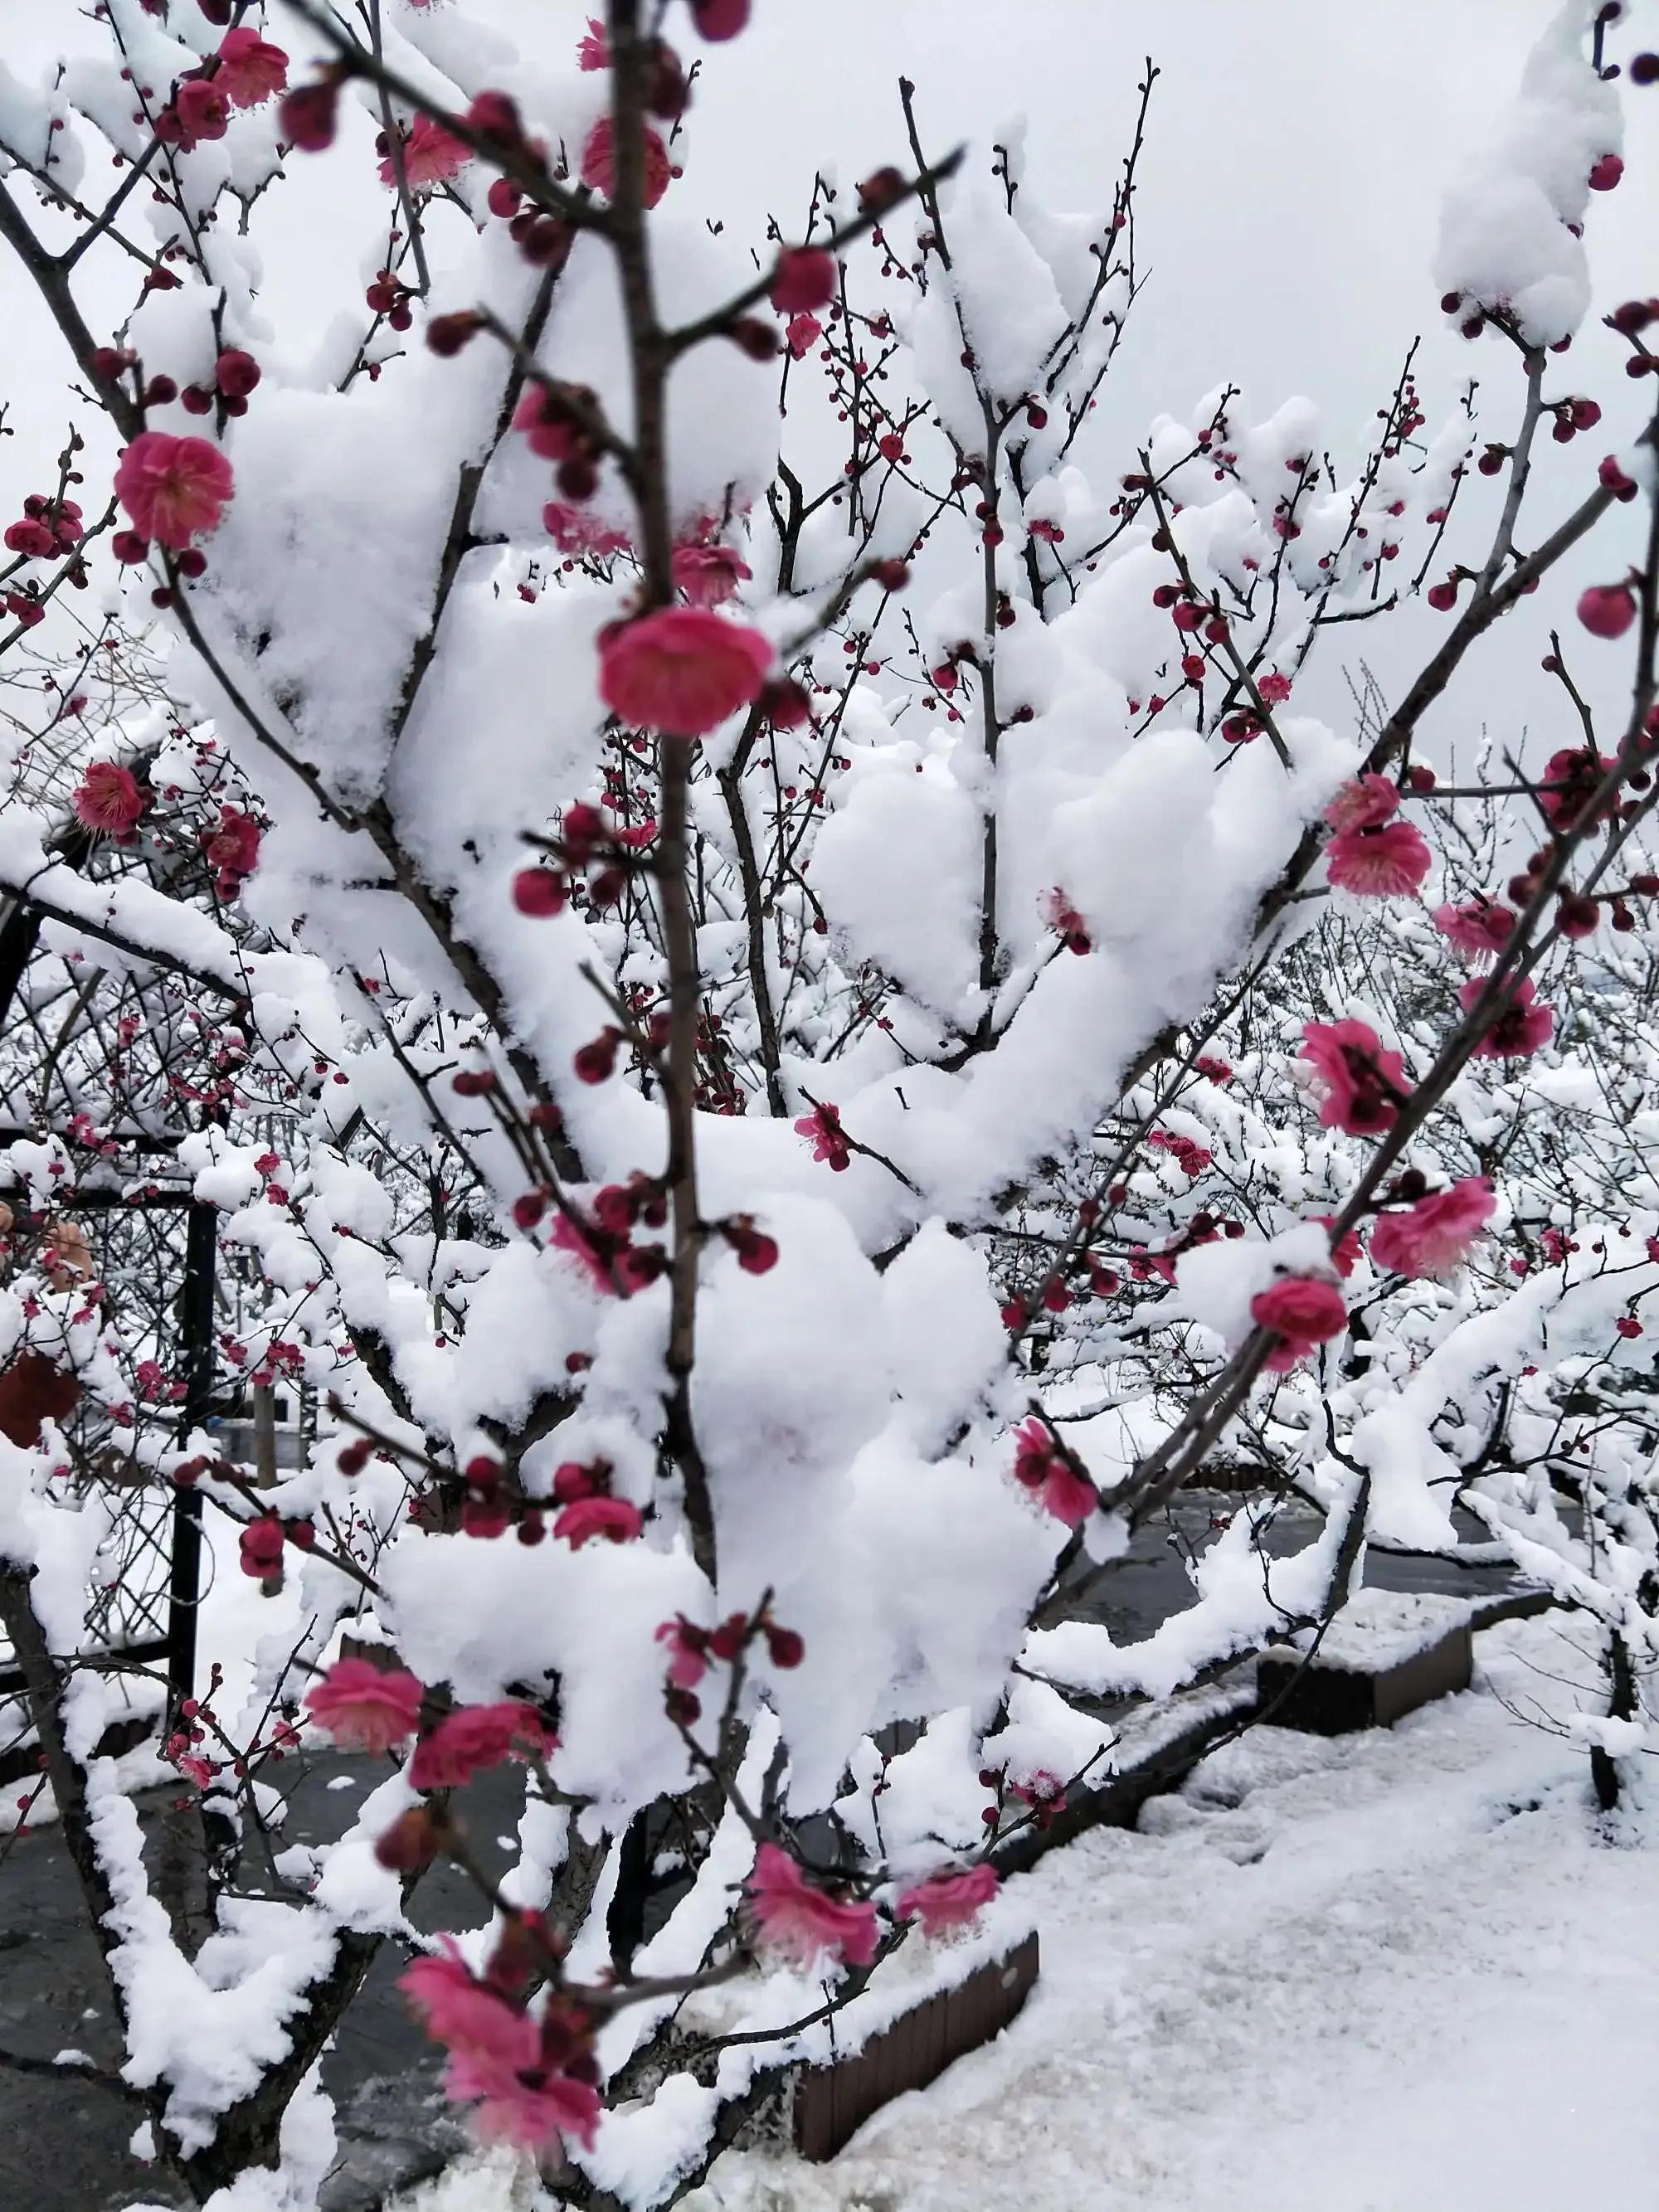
1264;1585;1476;1672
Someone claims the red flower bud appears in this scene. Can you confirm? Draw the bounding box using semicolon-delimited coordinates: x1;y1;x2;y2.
215;348;261;399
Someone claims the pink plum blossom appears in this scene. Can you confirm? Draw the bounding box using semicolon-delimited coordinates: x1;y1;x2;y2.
1326;818;1432;897
552;1495;642;1548
1323;773;1399;834
402;1943;600;2152
1011;1417;1097;1526
1369;1177;1496;1280
409;1701;552;1790
73;761;145;835
304;1658;424;1752
1250;1276;1347;1370
672;542;752;606
747;1843;878;1967
1460;974;1554;1058
114;432;233;549
1433;899;1516;960
1299;1019;1410;1137
580;116;671;207
655;1616;710;1689
599;608;772;736
794;1101;851;1169
692;0;752;36
896;1863;1000;1936
202;805;261;894
215;28;288;108
174;77;230;145
381;113;470;189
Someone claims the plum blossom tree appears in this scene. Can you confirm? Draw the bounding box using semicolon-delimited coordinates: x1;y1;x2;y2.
0;0;1654;2205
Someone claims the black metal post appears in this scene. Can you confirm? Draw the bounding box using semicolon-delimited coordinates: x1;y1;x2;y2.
165;1199;216;1718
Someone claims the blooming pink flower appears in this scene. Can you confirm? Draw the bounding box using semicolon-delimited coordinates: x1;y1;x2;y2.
794;1101;851;1170
216;27;288;108
1040;887;1091;955
175;76;231;145
1538;746;1613;832
1433;898;1516;961
1369;1177;1496;1280
786;312;823;357
454;2049;601;2153
1250;1275;1347;1371
577;16;609;68
202;805;261;890
1326;818;1432;897
747;1843;878;1967
405;1942;519;2059
672;542;752;607
1299;1018;1410;1137
579;115;671;208
409;1701;552;1790
1147;1129;1212;1177
74;761;145;835
1011;1417;1097;1526
3;518;55;557
1578;582;1636;639
1257;670;1292;707
544;501;631;557
1460;974;1554;1059
404;1939;600;2156
549;1208;650;1296
552;1495;642;1548
304;1657;424;1752
1007;1770;1066;1828
599;607;772;736
1324;773;1399;834
896;1863;1000;1937
655;1615;709;1689
114;432;233;551
381;112;470;190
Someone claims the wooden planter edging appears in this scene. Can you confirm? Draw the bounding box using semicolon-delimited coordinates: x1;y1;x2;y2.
790;1931;1039;2161
0;1708;154;1790
993;1587;1557;1869
1258;1618;1471;1734
990;1675;1257;1879
1255;1585;1550;1737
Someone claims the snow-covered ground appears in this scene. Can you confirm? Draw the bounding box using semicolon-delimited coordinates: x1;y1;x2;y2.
396;1612;1659;2212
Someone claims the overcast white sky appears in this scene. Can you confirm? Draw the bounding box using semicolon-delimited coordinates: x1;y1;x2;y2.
4;0;1656;755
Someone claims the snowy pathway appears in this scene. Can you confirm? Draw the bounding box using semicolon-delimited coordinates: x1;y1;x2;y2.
404;1614;1659;2212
